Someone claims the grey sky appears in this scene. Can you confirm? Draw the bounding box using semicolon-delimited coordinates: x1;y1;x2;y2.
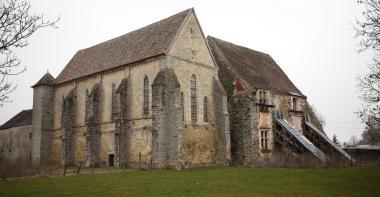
0;0;371;143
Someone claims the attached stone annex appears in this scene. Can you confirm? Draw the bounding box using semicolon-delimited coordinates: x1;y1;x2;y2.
0;8;352;169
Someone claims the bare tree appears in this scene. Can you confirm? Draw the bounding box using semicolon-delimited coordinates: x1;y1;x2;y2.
361;116;380;145
0;0;58;106
355;0;380;122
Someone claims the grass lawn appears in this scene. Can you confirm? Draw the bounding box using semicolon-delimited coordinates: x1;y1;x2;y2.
0;167;379;197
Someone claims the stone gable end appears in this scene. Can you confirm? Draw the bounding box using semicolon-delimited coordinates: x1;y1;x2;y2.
168;12;215;67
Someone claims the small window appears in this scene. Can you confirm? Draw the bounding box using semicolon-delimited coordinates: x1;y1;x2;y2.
292;97;297;111
111;83;117;119
261;130;269;150
181;92;185;121
143;76;150;116
190;75;197;123
203;97;208;123
161;91;166;106
259;91;268;104
29;132;32;140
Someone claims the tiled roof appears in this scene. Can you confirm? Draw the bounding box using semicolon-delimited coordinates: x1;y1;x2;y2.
55;8;193;84
32;72;55;87
207;36;304;97
0;109;32;130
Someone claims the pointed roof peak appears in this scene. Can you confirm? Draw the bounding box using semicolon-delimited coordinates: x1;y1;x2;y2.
32;72;55;87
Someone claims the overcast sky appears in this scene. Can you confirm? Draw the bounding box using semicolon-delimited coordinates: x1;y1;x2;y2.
0;0;371;143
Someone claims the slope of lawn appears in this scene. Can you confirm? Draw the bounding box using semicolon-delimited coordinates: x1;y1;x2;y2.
0;167;379;197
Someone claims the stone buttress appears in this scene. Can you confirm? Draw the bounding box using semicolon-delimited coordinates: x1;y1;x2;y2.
151;69;184;169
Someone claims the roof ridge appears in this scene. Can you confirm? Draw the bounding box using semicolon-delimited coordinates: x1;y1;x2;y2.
55;8;193;84
208;36;270;57
80;8;193;53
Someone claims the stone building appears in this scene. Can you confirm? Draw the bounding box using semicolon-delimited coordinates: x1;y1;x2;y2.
0;8;352;169
0;110;33;163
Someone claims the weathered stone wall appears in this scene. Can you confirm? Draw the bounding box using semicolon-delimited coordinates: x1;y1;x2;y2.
32;84;54;164
85;84;101;167
127;128;152;168
272;94;305;131
0;125;32;162
31;11;229;168
61;89;76;166
213;78;231;165
168;12;214;67
164;10;229;167
152;69;183;169
230;92;256;165
182;125;215;166
50;58;161;167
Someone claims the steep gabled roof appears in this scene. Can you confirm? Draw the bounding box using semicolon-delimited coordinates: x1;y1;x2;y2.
55;8;193;84
0;109;32;130
32;72;55;87
207;36;304;97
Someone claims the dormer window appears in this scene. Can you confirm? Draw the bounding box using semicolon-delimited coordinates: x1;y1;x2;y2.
259;91;268;104
292;97;298;111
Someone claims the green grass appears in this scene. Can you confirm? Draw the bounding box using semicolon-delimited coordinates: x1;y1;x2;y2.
0;167;379;197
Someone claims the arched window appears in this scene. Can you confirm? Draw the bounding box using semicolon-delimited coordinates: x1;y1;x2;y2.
143;76;149;116
181;92;184;121
203;97;208;123
111;83;116;119
85;89;89;121
190;75;197;123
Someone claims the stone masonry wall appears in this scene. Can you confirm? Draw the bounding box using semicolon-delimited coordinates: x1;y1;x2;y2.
230;92;256;165
152;69;183;169
32;85;54;164
61;89;76;166
85;84;101;167
213;77;231;165
0;125;33;163
50;58;161;167
38;11;229;168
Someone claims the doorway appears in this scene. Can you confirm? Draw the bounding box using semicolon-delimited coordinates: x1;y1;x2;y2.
108;154;114;167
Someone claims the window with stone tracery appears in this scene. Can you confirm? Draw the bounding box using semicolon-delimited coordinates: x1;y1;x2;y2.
203;96;208;123
181;92;184;121
190;75;197;123
261;129;269;150
143;76;149;116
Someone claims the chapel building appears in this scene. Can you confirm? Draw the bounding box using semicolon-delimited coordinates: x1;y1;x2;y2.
0;8;352;168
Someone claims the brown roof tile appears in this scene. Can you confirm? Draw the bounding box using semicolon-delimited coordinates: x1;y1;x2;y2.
0;109;32;130
207;36;304;97
55;8;193;84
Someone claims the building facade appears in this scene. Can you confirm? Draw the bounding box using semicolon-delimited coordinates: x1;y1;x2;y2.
0;8;352;169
